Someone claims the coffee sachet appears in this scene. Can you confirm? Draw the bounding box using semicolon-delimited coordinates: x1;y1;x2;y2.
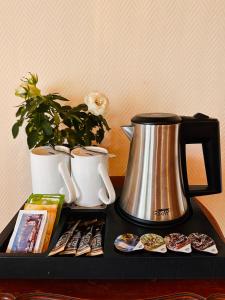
60;229;82;255
48;220;80;256
76;225;93;256
87;225;104;256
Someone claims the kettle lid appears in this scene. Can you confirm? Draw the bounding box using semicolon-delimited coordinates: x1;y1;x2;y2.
131;113;182;125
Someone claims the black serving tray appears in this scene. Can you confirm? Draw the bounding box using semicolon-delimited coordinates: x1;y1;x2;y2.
0;198;224;279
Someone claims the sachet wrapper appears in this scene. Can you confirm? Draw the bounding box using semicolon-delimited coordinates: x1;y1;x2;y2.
48;220;80;256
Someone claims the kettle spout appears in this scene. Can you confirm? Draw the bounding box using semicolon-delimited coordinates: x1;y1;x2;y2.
121;125;134;141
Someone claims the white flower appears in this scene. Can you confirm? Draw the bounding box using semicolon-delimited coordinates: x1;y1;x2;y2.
84;92;109;116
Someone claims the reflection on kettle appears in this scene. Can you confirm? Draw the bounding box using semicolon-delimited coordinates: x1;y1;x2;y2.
119;113;222;226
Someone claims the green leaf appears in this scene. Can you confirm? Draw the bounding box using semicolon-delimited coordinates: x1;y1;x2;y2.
27;99;39;114
25;123;33;135
82;131;95;146
17;117;24;126
85;116;96;130
101;117;111;131
27;130;39;149
48;99;62;110
36;103;50;113
60;105;72;112
61;108;83;127
16;106;25;117
53;129;64;145
36;96;46;104
63;117;73;127
49;94;69;101
15;103;25;108
53;113;60;126
71;104;88;112
62;128;76;148
71;111;87;119
70;114;82;123
96;128;105;144
41;119;53;136
88;130;95;141
25;98;44;116
88;113;100;127
12;122;20;138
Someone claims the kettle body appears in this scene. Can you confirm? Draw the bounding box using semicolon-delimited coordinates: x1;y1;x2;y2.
119;113;221;225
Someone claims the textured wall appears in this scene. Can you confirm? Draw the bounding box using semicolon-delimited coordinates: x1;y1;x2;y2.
1;0;225;232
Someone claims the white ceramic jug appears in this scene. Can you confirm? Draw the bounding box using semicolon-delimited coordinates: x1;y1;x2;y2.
30;146;76;203
68;146;116;207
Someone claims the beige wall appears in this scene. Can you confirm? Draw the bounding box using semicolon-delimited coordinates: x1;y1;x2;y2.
1;0;225;232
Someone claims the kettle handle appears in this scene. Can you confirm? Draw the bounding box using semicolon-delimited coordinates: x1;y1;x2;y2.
180;113;222;197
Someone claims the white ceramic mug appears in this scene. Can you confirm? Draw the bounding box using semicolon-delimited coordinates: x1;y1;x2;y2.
69;146;116;207
30;146;76;203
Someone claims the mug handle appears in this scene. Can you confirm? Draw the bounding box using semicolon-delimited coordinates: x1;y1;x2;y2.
71;175;81;202
58;161;77;204
98;162;116;205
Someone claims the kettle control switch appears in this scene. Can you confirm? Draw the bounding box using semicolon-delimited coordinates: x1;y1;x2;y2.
193;113;209;119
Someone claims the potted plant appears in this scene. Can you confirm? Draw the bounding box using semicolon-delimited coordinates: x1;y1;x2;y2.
12;73;110;149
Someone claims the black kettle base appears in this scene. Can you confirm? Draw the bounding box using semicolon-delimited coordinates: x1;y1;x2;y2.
115;199;192;229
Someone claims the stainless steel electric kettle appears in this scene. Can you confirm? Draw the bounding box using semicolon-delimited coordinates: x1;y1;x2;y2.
119;113;221;226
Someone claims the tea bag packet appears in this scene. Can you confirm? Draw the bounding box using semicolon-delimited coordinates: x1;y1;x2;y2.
114;233;144;252
24;203;58;252
6;210;48;254
76;225;93;256
48;220;80;256
188;233;218;254
164;233;192;253
87;223;104;256
27;194;64;227
140;234;167;253
60;229;82;255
